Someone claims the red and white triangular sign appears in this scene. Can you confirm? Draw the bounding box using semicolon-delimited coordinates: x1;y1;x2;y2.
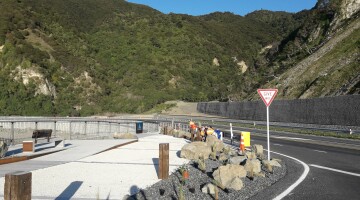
257;89;278;107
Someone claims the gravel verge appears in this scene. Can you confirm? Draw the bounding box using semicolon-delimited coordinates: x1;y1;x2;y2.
127;156;286;200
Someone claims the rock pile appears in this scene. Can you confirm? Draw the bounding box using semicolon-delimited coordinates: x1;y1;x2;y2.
129;130;286;199
178;135;282;193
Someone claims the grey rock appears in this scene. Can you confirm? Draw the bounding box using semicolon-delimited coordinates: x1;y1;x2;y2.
212;164;246;189
254;171;266;177
245;152;257;160
228;177;244;191
262;160;273;173
253;144;264;158
180;142;212;160
218;153;228;162
229;156;247;165
244;159;261;174
206;135;224;151
269;160;282;167
201;183;216;194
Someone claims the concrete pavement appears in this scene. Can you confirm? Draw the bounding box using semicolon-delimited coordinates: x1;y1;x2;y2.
0;132;189;199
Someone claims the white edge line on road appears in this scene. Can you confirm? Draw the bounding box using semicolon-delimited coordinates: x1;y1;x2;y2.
273;144;283;146
310;164;360;177
313;150;327;153
270;150;310;200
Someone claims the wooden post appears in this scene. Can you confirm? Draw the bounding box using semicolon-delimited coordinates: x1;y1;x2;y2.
4;171;32;200
159;143;169;179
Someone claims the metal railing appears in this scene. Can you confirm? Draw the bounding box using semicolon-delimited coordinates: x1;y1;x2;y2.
0;117;159;145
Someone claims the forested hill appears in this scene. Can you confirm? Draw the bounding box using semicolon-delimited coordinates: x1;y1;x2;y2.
0;0;358;116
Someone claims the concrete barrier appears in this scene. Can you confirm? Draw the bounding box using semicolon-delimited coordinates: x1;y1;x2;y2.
197;95;360;126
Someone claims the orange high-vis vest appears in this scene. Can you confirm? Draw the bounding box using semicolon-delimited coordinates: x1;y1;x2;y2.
189;121;196;129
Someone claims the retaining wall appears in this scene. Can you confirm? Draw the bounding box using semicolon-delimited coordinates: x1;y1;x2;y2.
197;95;360;126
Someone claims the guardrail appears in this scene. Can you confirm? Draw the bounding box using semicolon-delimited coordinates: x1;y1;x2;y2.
0;117;159;145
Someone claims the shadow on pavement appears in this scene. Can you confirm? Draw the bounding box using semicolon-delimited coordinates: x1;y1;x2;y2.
152;158;159;178
55;181;83;200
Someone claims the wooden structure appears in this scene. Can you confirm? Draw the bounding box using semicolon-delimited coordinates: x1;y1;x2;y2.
159;143;169;179
4;171;32;200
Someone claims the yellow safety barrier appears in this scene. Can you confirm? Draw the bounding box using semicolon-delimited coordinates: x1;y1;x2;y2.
241;131;251;147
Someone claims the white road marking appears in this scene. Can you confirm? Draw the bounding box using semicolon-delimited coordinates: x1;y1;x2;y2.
310;164;360;177
313;150;327;153
273;136;311;141
267;150;310;200
273;143;283;146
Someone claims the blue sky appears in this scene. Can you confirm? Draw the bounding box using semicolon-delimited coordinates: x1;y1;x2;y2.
127;0;318;16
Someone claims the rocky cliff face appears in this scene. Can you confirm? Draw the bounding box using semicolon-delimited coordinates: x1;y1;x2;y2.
256;0;360;99
330;0;360;28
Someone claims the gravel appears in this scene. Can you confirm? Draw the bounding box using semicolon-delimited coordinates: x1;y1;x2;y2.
128;156;286;200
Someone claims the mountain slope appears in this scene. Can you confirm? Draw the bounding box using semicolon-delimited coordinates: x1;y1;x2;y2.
0;0;358;116
0;0;302;115
252;0;360;99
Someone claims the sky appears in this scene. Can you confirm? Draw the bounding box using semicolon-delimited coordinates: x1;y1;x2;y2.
127;0;318;16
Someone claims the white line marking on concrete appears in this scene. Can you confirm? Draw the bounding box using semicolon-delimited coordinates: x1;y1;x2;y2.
268;150;310;200
273;143;283;146
273;136;311;141
313;150;327;153
310;164;360;177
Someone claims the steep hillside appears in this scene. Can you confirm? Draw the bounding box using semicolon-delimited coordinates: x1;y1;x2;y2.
0;0;301;116
252;0;360;99
0;0;357;116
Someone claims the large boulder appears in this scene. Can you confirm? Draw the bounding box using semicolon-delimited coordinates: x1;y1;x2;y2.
228;177;244;190
180;142;212;160
165;127;174;135
262;160;273;173
218;153;229;162
212;164;246;190
206;135;224;151
229;156;247;165
253;144;264;158
263;159;282;168
177;130;191;139
113;133;138;139
244;159;261;174
245;152;257;160
0;140;9;158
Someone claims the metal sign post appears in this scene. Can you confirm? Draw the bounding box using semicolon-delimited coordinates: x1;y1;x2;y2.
257;89;278;161
230;123;233;144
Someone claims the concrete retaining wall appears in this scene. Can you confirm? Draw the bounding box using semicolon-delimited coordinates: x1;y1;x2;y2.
197;95;360;126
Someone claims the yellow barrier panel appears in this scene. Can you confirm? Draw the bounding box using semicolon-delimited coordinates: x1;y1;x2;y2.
241;132;251;147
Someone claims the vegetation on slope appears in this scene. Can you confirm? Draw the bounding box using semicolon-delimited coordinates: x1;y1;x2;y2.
0;0;304;116
0;0;357;116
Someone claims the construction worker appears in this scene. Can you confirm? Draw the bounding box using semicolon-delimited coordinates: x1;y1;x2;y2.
189;120;195;132
189;120;196;141
207;126;215;136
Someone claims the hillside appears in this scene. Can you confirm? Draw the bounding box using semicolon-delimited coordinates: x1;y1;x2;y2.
248;0;360;100
0;0;358;116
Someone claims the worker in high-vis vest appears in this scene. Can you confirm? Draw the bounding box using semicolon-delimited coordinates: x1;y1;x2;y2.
189;120;195;132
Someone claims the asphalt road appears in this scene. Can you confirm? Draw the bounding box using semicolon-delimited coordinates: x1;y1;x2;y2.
226;133;360;199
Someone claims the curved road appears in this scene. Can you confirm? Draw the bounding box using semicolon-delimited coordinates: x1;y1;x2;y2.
162;116;360;199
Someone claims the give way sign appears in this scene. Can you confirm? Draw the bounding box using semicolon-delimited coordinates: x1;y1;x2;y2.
257;89;278;107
